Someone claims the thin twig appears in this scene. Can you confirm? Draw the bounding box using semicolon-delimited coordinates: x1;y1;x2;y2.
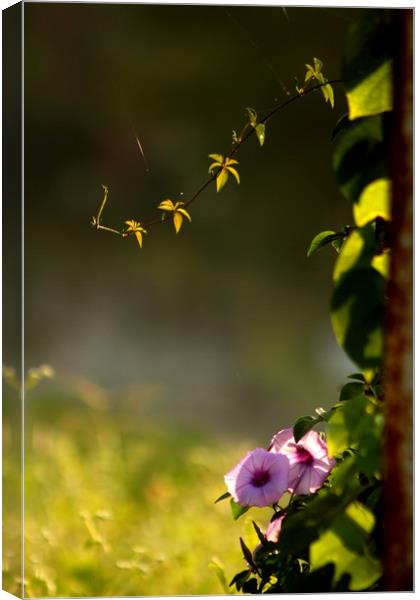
94;79;343;234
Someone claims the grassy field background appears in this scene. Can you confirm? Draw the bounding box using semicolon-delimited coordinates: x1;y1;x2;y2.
3;377;275;597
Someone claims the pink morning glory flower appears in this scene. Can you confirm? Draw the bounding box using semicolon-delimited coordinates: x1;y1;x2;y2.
269;428;335;495
224;448;289;507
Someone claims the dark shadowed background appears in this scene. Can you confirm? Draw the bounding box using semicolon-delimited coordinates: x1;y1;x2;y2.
23;3;357;438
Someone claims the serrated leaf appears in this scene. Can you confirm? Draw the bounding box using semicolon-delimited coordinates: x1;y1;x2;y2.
332;238;343;253
307;231;340;257
255;123;266;146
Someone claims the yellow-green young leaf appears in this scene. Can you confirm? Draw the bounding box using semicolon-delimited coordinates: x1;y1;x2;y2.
371;252;390;279
322;83;334;108
177;207;191;222
135;231;144;248
173;211;183;234
209;162;221;174
313;57;323;73
226;166;240;185
353;178;390;226
246;107;257;127
304;69;314;83
216;169;229;192
208;153;224;163
347;61;392;120
343;11;393;120
158;199;175;211
255;123;266;146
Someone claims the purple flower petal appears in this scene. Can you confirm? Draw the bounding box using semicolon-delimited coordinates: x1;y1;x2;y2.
224;448;289;508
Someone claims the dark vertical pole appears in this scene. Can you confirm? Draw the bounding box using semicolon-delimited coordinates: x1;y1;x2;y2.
383;9;413;592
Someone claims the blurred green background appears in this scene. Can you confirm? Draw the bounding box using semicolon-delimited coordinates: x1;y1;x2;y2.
4;3;360;596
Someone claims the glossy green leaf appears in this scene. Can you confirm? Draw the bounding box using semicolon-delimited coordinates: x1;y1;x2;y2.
307;231;341;257
333;116;386;204
339;382;365;402
333;225;377;283
353;178;390;227
310;503;381;590
343;10;393;120
347;373;365;382
293;416;319;442
330;268;385;368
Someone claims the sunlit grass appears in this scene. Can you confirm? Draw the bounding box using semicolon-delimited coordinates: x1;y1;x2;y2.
3;390;272;597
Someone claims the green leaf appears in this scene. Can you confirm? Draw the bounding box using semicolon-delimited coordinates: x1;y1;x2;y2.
333;225;377;283
279;488;361;555
353;178;390;227
330;267;385;369
214;491;231;504
310;507;381;591
343;10;393;120
339;382;365;401
229;569;251;590
255;123;266;146
333;115;386;204
326;394;381;471
331;113;350;141
347;373;365;382
230;499;249;520
293;416;319;442
331;238;343;253
307;230;341;257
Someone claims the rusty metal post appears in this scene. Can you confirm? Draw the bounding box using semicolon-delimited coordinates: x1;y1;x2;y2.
383;8;413;592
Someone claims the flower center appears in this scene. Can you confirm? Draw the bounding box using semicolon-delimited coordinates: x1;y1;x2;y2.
295;446;313;463
251;470;271;488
